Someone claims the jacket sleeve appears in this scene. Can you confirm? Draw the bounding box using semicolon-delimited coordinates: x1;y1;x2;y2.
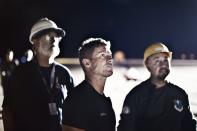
181;94;196;131
117;94;137;131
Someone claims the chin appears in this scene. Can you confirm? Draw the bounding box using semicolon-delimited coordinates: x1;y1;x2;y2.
50;48;60;58
105;70;113;77
158;73;169;80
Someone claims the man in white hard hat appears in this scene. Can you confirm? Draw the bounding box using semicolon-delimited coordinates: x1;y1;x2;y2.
2;18;75;131
118;42;196;131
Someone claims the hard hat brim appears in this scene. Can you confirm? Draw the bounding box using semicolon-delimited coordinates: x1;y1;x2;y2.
30;28;66;44
144;51;172;63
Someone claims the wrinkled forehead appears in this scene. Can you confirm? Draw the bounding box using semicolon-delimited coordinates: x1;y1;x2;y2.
93;44;111;53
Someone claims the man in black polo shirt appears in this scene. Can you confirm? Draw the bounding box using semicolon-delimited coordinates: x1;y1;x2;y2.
62;38;116;131
117;43;196;131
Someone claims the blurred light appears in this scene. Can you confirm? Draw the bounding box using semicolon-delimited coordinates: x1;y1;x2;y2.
20;56;27;64
2;71;6;76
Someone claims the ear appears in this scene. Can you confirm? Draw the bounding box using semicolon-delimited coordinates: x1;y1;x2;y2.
82;59;91;68
146;66;151;72
145;63;151;72
32;39;37;44
32;40;39;55
144;60;151;72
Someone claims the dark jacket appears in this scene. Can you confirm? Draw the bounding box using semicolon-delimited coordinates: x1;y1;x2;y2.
118;79;196;131
7;60;75;131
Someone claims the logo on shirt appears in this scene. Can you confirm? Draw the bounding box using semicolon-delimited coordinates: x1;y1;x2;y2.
173;99;183;112
122;106;130;115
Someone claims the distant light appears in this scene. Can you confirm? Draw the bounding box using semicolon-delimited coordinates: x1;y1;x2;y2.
26;49;33;62
2;71;6;76
20;56;27;63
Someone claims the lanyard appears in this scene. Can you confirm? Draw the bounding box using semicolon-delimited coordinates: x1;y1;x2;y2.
50;64;55;89
38;64;56;94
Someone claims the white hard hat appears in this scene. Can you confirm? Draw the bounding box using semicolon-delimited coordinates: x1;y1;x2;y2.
29;18;65;44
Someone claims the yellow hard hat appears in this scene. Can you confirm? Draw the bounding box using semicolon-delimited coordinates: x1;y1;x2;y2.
144;42;172;62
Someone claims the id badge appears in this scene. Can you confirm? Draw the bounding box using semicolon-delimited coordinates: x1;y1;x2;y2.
48;103;58;115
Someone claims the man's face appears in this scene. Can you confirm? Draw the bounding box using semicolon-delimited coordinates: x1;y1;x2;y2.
34;31;61;58
146;52;171;80
89;45;113;77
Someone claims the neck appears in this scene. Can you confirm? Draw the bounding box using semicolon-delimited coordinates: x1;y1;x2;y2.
86;75;106;94
36;55;54;67
150;77;166;89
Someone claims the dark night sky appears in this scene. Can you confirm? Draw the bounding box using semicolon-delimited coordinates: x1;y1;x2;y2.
1;0;197;59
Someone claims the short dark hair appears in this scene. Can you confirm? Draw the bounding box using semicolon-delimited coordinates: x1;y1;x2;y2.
78;38;111;68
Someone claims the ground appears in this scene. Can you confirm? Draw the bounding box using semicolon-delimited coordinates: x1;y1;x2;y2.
0;64;197;130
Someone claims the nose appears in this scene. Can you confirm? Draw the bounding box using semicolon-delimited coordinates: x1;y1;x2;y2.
50;37;55;43
106;53;113;61
159;59;169;67
50;36;61;45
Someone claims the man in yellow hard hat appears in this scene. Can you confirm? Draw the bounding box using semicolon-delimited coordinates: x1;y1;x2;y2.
118;42;196;131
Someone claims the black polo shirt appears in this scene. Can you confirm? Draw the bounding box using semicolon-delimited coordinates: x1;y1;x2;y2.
118;79;196;131
62;80;116;131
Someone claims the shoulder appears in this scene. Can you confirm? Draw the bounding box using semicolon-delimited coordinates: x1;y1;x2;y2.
54;61;72;74
68;81;87;97
167;82;188;96
54;62;75;83
123;79;154;106
63;81;88;108
126;80;149;99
